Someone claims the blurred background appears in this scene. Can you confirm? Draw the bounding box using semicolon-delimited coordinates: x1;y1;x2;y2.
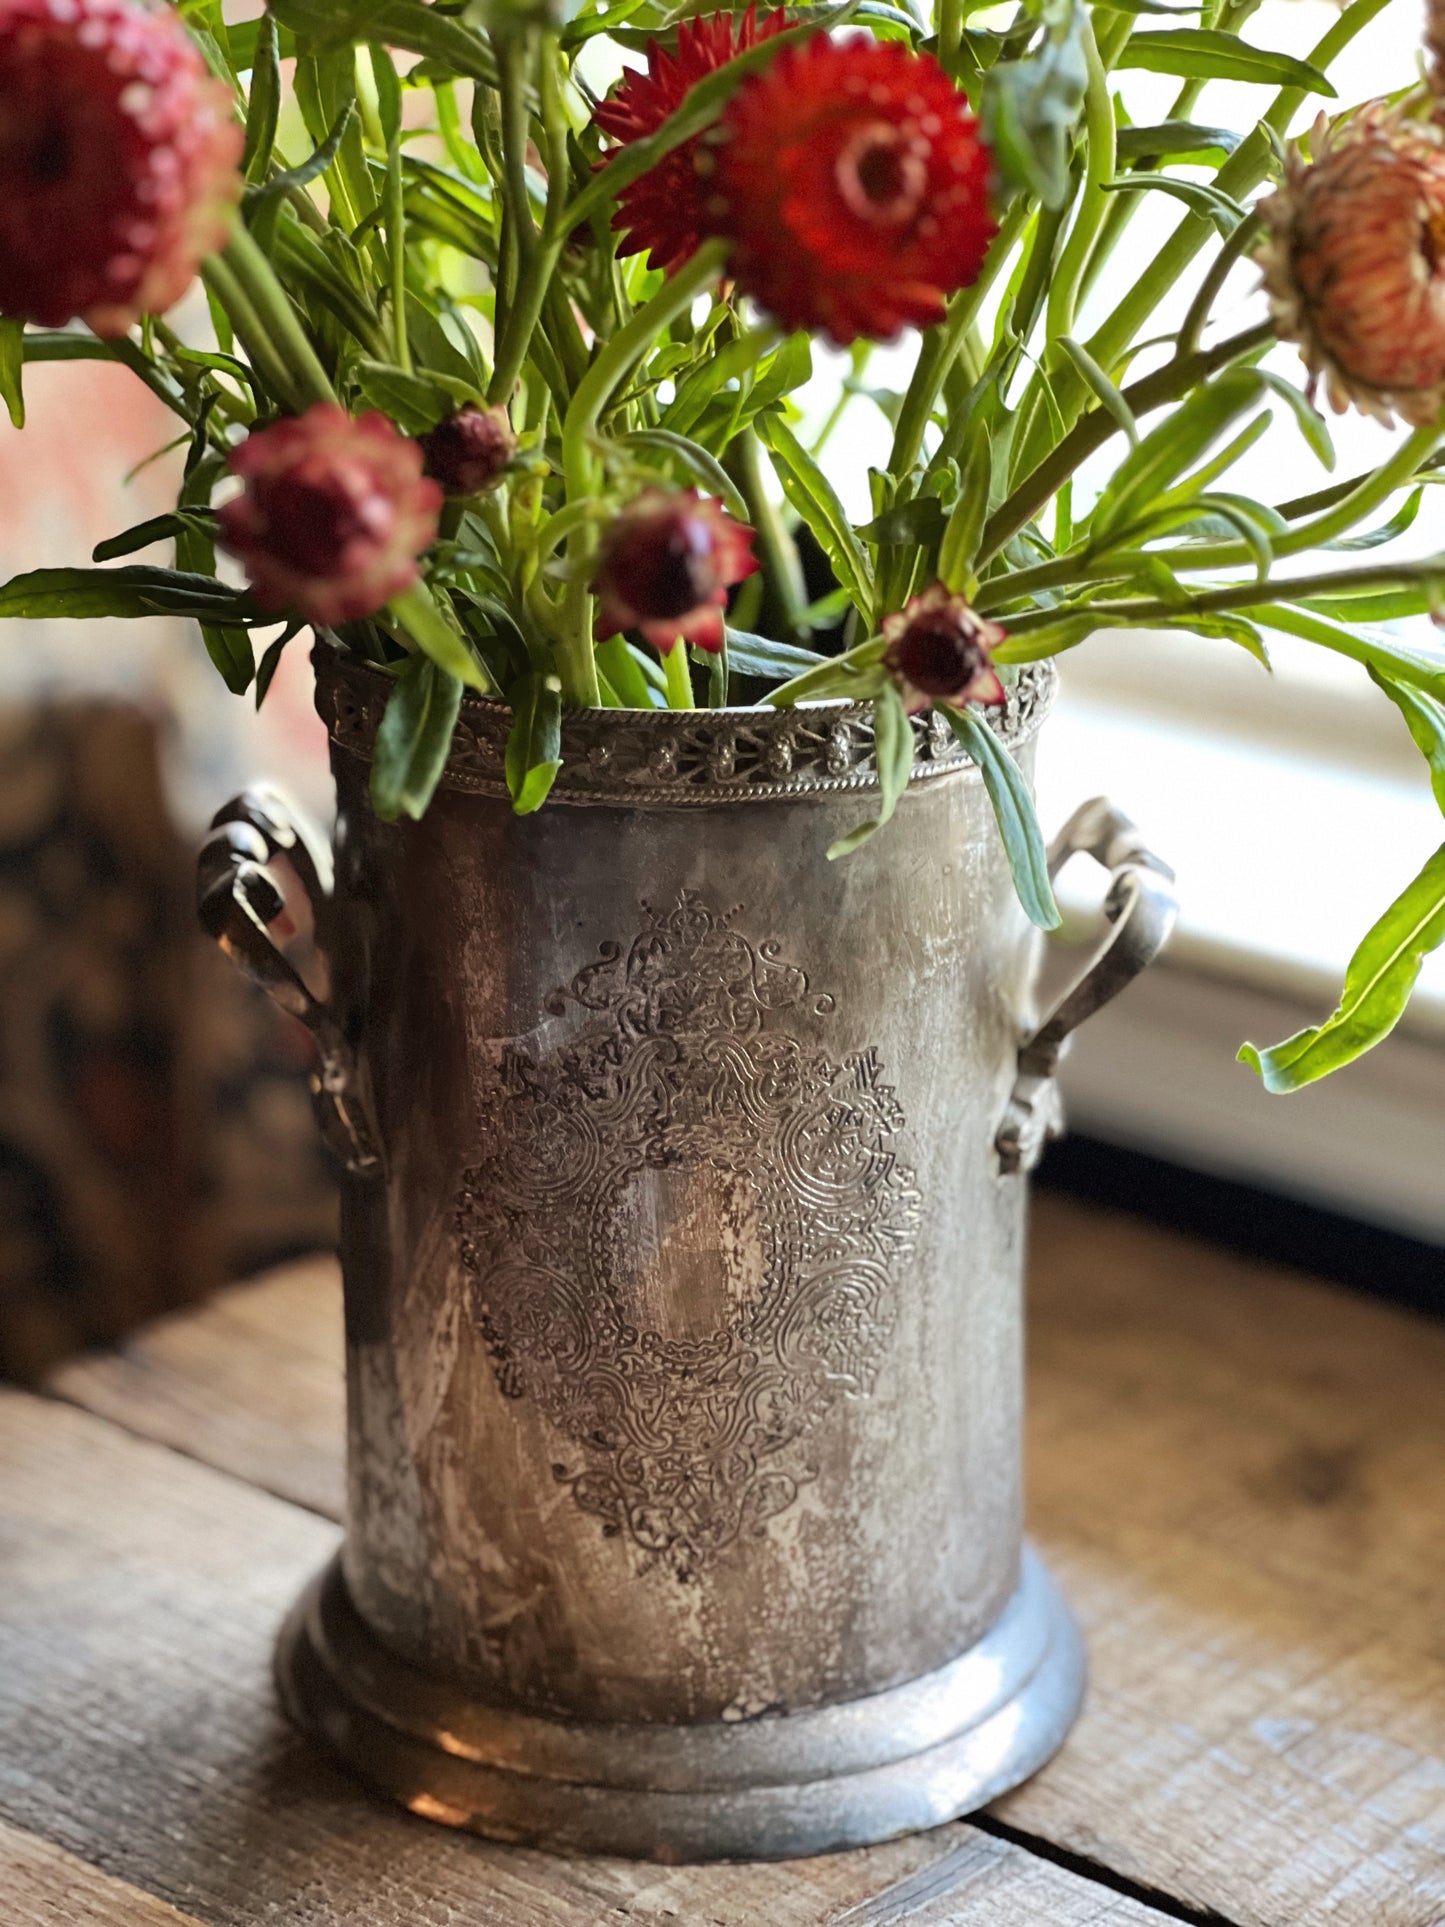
0;0;1439;1382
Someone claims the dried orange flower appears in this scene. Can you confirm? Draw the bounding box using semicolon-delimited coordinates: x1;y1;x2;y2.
1256;104;1445;427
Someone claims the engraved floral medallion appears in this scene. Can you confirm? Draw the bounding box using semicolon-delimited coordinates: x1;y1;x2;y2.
455;892;921;1576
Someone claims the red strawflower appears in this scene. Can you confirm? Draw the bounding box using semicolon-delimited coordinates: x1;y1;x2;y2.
420;404;516;496
882;584;1006;715
593;488;757;654
219;405;443;627
0;0;242;335
593;5;788;275
707;36;996;345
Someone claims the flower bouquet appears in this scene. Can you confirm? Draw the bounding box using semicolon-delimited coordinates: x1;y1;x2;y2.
0;0;1442;1091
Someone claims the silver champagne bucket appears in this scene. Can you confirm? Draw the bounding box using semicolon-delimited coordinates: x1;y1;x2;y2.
198;649;1175;1860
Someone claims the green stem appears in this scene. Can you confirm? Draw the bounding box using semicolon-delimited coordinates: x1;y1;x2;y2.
733;429;809;642
488;44;577;404
1061;0;1392;434
980;320;1274;566
384;133;411;374
1044;12;1113;350
1166;425;1445;572
1001;558;1445;639
890;198;1028;479
222;221;336;409
201;255;306;414
561;241;727;498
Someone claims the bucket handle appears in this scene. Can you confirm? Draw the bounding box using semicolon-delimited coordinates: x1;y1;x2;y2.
996;797;1177;1176
197;787;383;1177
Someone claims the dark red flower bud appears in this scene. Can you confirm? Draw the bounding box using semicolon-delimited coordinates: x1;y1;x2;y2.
882;584;1007;714
593;488;758;655
419;404;516;496
0;0;243;335
218;404;442;627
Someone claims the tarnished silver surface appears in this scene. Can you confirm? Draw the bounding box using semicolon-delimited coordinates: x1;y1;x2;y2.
202;650;1170;1860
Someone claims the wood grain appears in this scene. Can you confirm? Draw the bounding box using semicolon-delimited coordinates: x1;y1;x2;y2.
37;1192;1445;1926
0;1818;205;1927
0;1386;1171;1927
48;1257;344;1518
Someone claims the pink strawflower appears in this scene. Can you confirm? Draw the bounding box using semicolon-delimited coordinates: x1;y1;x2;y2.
882;584;1006;715
1257;104;1445;427
219;405;443;627
420;404;515;496
0;0;243;335
593;488;757;655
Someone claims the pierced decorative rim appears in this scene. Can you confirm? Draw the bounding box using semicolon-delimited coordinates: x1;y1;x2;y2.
312;646;1057;807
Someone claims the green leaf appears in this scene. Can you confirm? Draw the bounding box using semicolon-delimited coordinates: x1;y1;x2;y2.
1102;172;1246;235
942;705;1061;930
92;512;215;563
1239;842;1445;1090
267;0;497;83
1369;667;1445;816
724;629;828;680
504;673;563;815
389;581;490;693
1255;369;1334;470
828;683;913;859
370;652;464;823
596;634;661;708
1244;603;1445;703
1093;369;1265;537
0;316;23;429
0;565;252;622
620;429;750;523
1058;337;1138;447
352;359;472;434
1325;487;1424;552
1115;121;1241;163
759;415;873;621
980;0;1089;209
1116;29;1334;94
857;497;948;546
241;13;281;184
247;98;356;208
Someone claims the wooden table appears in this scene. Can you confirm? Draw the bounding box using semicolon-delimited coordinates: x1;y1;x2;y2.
5;1193;1444;1927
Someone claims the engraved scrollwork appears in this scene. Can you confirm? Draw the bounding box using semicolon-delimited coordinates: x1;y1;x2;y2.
314;648;1057;807
455;892;921;1578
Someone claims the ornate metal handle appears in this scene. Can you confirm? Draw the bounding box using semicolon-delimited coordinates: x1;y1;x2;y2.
197;787;383;1177
996;797;1178;1176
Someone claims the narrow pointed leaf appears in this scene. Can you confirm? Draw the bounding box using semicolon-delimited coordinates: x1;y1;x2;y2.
942;705;1060;930
371;653;463;822
1240;843;1445;1090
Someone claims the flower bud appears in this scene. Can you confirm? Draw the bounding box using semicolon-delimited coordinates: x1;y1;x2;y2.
882;584;1006;715
420;404;516;496
593;489;757;655
0;0;243;335
218;404;443;627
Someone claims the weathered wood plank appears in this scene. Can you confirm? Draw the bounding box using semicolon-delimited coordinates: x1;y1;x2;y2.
0;1387;1170;1927
0;1818;205;1927
1000;1197;1445;1927
48;1258;344;1519
43;1193;1445;1927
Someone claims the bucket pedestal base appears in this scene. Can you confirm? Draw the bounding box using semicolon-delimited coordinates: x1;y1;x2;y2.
275;1546;1085;1862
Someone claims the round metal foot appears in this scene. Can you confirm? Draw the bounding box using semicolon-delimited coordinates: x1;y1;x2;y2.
275;1545;1085;1862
